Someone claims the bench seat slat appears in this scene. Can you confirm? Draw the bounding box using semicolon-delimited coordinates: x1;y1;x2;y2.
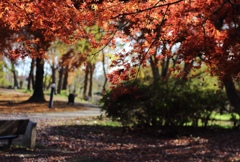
0;135;18;140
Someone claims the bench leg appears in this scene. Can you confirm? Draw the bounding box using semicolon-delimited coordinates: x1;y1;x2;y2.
7;139;12;147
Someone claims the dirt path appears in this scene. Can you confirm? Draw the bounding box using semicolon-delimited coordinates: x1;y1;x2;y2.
0;102;103;120
0;88;104;120
29;104;103;120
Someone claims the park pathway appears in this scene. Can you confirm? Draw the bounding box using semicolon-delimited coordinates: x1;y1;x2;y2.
29;104;102;119
0;102;103;120
0;88;104;120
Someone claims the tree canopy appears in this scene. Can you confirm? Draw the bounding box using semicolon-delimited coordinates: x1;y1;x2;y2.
0;0;83;59
80;0;240;83
1;0;239;77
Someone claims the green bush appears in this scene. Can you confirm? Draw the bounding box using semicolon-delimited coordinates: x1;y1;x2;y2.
100;79;227;128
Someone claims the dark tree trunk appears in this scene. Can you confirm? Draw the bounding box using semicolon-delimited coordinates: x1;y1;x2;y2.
31;67;35;90
223;77;240;115
11;63;18;89
27;58;46;102
51;63;56;84
150;56;160;83
102;51;108;92
160;43;169;79
88;63;95;97
103;76;108;93
83;62;89;100
161;57;170;78
27;59;35;91
57;66;64;94
12;71;18;88
62;65;69;90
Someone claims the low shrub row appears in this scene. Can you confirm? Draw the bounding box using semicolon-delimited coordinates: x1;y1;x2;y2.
100;79;228;128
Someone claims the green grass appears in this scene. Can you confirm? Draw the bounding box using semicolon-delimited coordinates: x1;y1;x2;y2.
209;112;240;129
210;112;240;121
184;112;239;128
95;116;122;127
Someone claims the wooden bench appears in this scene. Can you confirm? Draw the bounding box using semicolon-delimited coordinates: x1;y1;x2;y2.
0;119;37;148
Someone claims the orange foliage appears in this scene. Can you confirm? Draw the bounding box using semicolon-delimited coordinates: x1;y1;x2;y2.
0;0;239;83
0;0;83;58
85;0;240;83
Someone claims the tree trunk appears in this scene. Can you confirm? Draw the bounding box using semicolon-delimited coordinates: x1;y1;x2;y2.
27;58;46;102
27;59;35;91
150;56;160;83
57;66;64;94
102;51;108;93
88;63;95;97
161;57;170;78
51;63;56;84
11;63;18;89
83;62;89;100
62;65;69;90
160;43;169;79
223;77;240;115
31;66;35;90
12;70;18;88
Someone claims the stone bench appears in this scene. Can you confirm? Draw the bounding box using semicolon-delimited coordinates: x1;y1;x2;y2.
0;119;37;148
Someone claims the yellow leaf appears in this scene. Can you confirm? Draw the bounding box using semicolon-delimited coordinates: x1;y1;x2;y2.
10;23;15;30
20;4;25;9
91;4;98;11
39;19;43;25
19;21;25;27
25;7;33;13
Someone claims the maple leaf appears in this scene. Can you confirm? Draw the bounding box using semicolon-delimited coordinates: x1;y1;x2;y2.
25;6;33;13
0;12;3;18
